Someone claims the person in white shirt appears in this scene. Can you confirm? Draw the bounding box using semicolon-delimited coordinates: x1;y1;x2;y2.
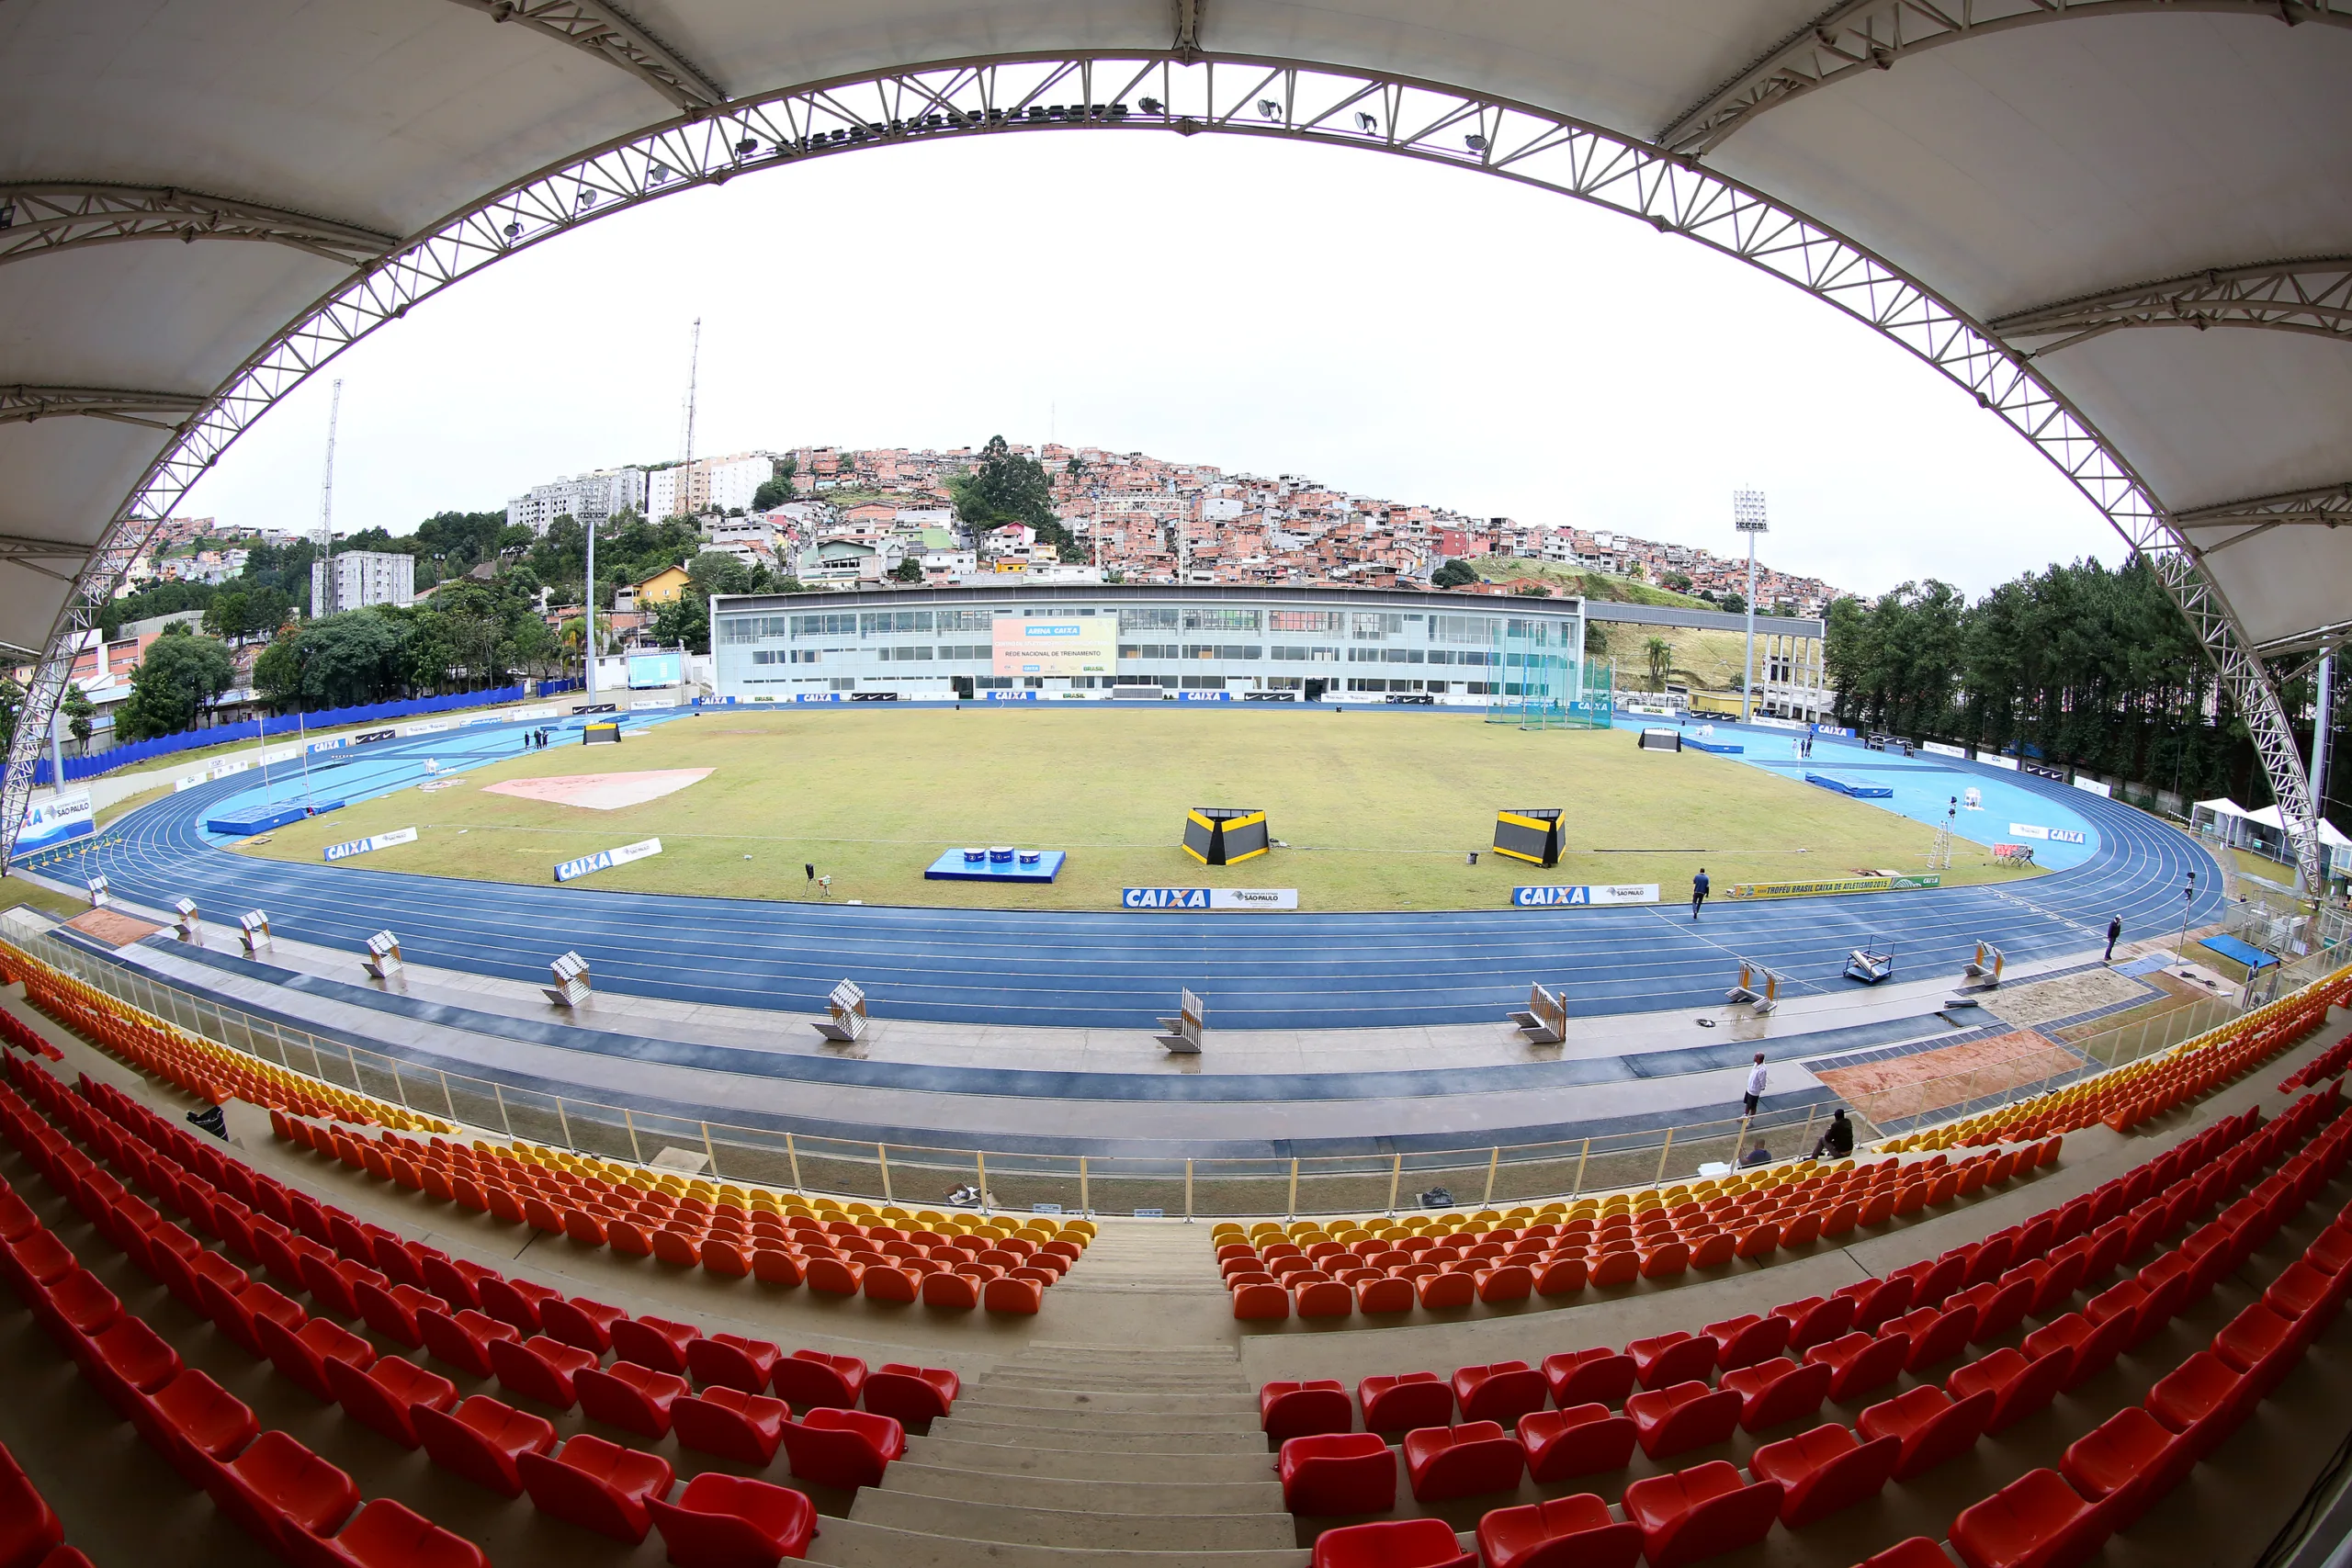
1743;1054;1768;1118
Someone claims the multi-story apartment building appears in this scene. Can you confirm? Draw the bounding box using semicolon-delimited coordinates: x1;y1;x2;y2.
711;584;1585;705
311;550;415;614
504;467;649;535
648;452;781;521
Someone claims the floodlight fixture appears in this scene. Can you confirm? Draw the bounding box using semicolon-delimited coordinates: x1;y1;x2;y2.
1257;98;1282;121
1734;487;1770;533
1354;112;1379;134
576;190;596;210
1139;96;1161;114
650;163;673;185
1464;133;1488;152
0;202;14;231
735;137;758;156
503;221;520;240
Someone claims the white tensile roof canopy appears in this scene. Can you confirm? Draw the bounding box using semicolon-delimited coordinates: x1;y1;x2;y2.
3;2;2347;861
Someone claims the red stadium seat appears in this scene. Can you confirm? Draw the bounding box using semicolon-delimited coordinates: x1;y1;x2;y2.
1720;1357;1831;1433
1311;1517;1475;1568
303;1498;490;1568
489;1335;597;1411
0;1447;63;1568
688;1333;783;1395
1775;1293;1858;1351
518;1433;674;1544
1542;1349;1637;1410
1476;1495;1643;1568
418;1307;518;1381
1949;1468;2114;1568
1947;1347;2071;1434
477;1275;559;1336
611;1314;701;1376
1883;1305;1974;1374
773;1348;866;1411
87;1315;183;1396
207;1429;360;1550
675;1386;791;1465
646;1473;818;1567
1747;1422;1899;1527
865;1364;960;1427
1804;1330;1908;1403
2146;1352;2251;1453
1518;1404;1637;1483
145;1371;258;1487
1705;1313;1792;1371
1262;1381;1352;1442
1361;1372;1453;1435
326;1355;457;1450
1835;1274;1915;1333
1453;1361;1547;1425
1628;1331;1716;1391
539;1295;626;1354
779;1408;905;1490
1403;1419;1523;1502
2022;1311;2131;1393
1626;1381;1740;1461
1860;1538;1956;1568
2062;1407;2185;1524
1859;1386;1996;1481
576;1361;687;1439
414;1395;557;1497
1621;1461;1782;1568
256;1314;375;1404
1279;1433;1397;1516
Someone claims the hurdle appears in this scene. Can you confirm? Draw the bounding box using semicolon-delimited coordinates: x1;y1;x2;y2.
1726;959;1781;1015
1510;982;1566;1044
813;978;867;1043
237;910;271;956
363;930;403;981
544;951;592;1010
1156;987;1206;1055
171;897;199;945
85;875;108;909
1960;940;2006;988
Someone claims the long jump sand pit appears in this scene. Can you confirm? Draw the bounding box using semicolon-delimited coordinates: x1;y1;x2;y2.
481;770;713;810
1815;1029;2085;1124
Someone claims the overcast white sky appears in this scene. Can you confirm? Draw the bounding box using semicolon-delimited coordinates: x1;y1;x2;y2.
183;130;2119;601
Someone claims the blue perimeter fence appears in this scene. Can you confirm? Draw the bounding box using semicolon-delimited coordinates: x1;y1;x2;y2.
38;679;583;786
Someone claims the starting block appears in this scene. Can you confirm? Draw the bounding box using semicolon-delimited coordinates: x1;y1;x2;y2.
1727;960;1781;1016
1843;940;1894;985
813;978;867;1043
85;875;109;909
1510;982;1566;1044
238;909;271;955
171;897;200;945
1156;987;1206;1055
544;950;592;1010
363;930;403;981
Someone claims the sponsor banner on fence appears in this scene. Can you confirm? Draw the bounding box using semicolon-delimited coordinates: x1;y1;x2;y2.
1511;884;1661;908
555;836;663;883
1728;874;1942;900
2071;776;2114;798
514;706;559;721
18;792;94;854
628;698;669;710
259;748;300;766
351;728;396;745
571;703;618;716
1922;740;1969;760
322;827;418;862
1978;753;2020;772
1121;886;1299;911
795;693;842;705
398;719;450;737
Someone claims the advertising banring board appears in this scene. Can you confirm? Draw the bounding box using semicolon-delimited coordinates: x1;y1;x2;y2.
555;837;663;883
1510;884;1659;908
994;616;1114;679
1122;887;1298;910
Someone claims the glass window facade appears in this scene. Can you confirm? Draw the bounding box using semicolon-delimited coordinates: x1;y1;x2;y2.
711;590;1582;702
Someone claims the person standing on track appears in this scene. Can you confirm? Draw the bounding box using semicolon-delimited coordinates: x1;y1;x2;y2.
2104;915;2122;963
1743;1053;1768;1119
1690;867;1710;920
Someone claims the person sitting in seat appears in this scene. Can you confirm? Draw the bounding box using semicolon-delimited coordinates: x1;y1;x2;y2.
1811;1109;1855;1160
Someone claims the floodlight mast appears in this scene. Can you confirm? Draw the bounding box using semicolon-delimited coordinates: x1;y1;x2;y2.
1734;488;1769;723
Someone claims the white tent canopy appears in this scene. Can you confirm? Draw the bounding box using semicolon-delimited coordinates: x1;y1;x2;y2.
2245;806;2352;850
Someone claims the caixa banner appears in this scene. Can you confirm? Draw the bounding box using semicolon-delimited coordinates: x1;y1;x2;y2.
1511;884;1659;908
555;836;663;883
1121;887;1298;910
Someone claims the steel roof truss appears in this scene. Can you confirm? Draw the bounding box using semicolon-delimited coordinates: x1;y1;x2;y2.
0;185;395;269
446;0;723;110
1994;257;2352;353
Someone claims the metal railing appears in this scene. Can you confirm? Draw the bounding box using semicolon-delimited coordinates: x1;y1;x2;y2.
6;907;2335;1221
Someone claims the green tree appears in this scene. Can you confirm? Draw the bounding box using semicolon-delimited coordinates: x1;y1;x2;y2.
951;434;1081;559
686;550;753;597
890;557;923;582
750;458;798;512
1645;637;1672;692
116;626;234;740
61;683;94;745
650;591;711;655
1431;558;1479;589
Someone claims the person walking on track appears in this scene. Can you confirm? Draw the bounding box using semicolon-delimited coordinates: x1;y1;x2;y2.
1691;867;1711;920
1743;1053;1768;1119
2104;915;2122;963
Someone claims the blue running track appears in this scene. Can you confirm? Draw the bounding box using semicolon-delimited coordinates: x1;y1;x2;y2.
35;711;2225;1031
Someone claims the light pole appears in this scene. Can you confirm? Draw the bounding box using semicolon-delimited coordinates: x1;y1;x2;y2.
583;515;597;698
2174;869;2199;963
1734;488;1769;723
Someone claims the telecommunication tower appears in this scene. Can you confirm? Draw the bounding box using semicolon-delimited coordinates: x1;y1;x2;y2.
315;378;344;615
678;317;700;467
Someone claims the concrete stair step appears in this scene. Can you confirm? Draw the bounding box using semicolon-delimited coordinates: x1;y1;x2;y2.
935;1403;1261;1434
960;1389;1259;1416
904;1436;1276;1483
881;1461;1285;1515
850;1491;1297;1552
978;1376;1248;1397
808;1517;1309;1568
1011;1346;1242;1365
929;1416;1266;1454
